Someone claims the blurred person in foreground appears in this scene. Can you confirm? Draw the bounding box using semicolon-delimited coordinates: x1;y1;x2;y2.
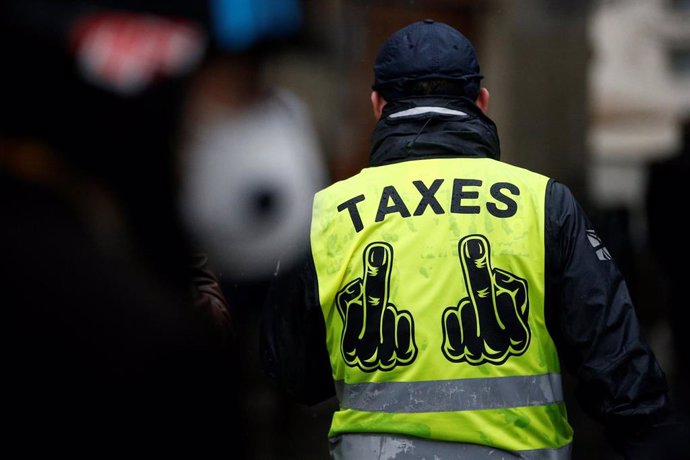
0;0;256;453
176;2;329;457
261;20;684;459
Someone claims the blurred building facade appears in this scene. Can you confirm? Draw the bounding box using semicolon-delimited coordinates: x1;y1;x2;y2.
588;0;690;213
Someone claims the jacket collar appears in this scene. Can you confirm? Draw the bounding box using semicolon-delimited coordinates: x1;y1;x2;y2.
369;96;501;167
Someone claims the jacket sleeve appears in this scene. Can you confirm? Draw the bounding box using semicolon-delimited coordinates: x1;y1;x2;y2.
189;252;234;344
544;180;683;458
259;248;335;405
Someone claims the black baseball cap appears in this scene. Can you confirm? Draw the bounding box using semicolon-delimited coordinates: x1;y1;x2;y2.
372;19;483;101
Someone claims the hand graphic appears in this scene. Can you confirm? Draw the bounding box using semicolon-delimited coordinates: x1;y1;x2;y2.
336;242;417;372
442;235;530;365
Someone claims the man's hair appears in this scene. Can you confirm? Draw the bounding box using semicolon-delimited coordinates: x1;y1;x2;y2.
405;78;480;101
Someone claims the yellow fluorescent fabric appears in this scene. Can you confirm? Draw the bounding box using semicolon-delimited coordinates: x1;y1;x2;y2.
310;157;571;450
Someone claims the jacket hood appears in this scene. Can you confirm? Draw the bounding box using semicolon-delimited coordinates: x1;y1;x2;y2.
370;96;501;166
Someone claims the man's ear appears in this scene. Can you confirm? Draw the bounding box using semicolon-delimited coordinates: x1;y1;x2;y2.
475;87;490;114
371;91;387;119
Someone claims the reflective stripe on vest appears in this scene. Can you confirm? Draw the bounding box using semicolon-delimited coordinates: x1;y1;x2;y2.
335;373;563;413
330;433;572;460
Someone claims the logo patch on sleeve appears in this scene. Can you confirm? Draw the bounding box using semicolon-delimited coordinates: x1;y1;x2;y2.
586;229;612;261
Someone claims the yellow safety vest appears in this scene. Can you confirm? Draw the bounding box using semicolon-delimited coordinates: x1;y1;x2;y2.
311;157;573;454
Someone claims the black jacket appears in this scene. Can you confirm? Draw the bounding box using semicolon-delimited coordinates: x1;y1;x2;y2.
261;96;682;458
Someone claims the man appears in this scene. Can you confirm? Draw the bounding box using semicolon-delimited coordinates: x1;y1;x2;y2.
261;20;682;459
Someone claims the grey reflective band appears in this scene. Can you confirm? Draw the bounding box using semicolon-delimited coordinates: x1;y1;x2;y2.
335;373;563;413
388;106;468;119
329;434;572;460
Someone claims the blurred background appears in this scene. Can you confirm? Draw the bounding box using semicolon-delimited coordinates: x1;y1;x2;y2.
218;0;690;459
2;0;688;458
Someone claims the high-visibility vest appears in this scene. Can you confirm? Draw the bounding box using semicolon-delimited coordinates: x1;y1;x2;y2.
310;157;573;456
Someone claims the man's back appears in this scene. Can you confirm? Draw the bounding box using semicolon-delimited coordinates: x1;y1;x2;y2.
312;153;573;455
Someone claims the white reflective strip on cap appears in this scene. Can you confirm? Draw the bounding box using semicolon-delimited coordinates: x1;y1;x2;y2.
388;106;467;119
